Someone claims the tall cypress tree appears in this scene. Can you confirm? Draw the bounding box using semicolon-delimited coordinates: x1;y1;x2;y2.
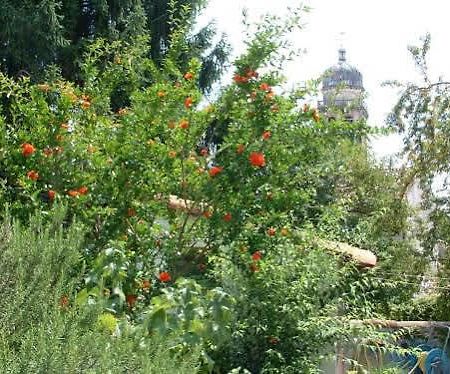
57;0;148;78
0;0;229;91
0;0;67;77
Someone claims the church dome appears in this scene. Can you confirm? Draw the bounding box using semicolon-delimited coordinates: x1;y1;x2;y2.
322;49;363;90
319;47;367;122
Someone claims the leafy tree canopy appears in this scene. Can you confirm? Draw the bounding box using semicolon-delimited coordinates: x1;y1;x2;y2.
387;34;450;320
0;0;229;92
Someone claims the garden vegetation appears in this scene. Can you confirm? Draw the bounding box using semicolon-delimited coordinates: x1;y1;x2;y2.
0;2;445;373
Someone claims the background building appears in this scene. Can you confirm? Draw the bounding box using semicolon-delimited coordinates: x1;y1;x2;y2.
319;48;367;122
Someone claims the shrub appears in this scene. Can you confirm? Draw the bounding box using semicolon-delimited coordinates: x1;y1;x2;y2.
0;207;200;373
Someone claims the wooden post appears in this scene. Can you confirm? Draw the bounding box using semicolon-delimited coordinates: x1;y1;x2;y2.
335;343;346;374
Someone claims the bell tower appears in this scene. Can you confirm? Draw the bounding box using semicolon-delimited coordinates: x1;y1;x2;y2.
319;48;367;122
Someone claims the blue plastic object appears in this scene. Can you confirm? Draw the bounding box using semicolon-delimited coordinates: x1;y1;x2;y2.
385;340;450;373
389;350;421;373
424;348;450;373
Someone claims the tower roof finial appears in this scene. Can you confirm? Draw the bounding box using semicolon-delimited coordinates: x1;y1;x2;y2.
336;32;346;63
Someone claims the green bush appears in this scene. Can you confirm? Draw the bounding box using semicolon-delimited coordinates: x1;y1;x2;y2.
0;207;200;373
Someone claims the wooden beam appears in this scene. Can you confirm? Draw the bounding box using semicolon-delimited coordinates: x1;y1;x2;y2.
318;239;377;267
350;319;450;329
155;194;207;216
167;195;205;216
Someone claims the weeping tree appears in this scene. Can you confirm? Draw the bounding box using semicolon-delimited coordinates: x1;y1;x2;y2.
386;34;450;320
0;0;229;91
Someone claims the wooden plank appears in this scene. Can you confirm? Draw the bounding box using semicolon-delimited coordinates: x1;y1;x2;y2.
350;319;450;329
319;239;377;267
167;195;205;216
155;194;207;216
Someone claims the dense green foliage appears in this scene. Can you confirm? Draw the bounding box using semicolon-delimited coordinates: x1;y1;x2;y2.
0;208;201;373
0;4;434;373
0;0;229;93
